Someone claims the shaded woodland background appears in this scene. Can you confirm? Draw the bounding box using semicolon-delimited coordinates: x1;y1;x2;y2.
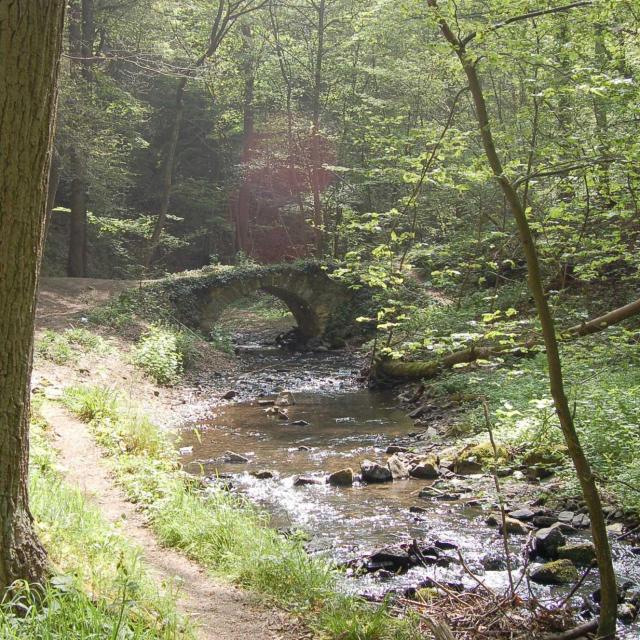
46;0;639;298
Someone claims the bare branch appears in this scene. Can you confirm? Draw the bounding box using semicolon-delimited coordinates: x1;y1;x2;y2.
461;1;594;46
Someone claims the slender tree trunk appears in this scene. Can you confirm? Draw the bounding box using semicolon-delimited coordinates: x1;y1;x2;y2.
234;24;255;254
0;0;66;590
268;1;301;214
427;4;617;637
310;0;326;256
66;0;92;277
145;78;187;268
67;155;88;277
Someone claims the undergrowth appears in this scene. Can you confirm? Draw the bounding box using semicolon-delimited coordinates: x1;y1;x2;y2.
428;329;640;512
0;402;190;640
35;327;111;365
61;385;421;640
131;324;198;385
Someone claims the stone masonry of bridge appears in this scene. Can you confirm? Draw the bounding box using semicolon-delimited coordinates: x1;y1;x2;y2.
157;262;356;341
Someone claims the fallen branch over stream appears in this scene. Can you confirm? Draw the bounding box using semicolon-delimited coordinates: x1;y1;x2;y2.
372;296;640;384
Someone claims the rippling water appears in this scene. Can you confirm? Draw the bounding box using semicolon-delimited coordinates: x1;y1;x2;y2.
179;353;640;636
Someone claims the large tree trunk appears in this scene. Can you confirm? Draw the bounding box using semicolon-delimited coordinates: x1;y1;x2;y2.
427;4;617;636
0;0;65;590
145;78;187;268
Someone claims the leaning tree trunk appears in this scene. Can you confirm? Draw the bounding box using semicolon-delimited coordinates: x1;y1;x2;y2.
427;3;617;637
374;296;640;383
0;0;66;590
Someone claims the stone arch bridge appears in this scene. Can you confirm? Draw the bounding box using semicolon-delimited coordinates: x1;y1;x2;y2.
156;262;360;343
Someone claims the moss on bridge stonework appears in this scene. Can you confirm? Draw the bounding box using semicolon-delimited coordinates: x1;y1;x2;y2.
146;261;366;343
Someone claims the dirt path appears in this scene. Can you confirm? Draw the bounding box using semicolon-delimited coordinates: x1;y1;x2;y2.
42;402;306;640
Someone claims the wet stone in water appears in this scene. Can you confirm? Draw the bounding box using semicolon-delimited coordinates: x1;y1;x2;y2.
386;444;409;454
293;475;324;486
409;459;440;480
529;559;579;585
534;524;566;559
224;451;249;463
360;459;392;483
508;507;536;521
251;470;275;480
387;455;410;480
557;542;596;566
328;468;354;487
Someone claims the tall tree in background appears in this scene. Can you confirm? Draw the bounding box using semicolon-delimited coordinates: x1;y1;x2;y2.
66;0;94;277
309;0;327;255
145;0;269;268
0;0;66;589
233;23;257;253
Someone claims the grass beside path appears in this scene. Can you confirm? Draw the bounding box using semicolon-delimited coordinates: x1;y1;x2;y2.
61;384;421;640
0;402;191;640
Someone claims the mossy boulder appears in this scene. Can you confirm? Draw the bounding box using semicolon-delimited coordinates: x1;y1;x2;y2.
522;444;568;466
558;543;596;566
529;559;579;585
454;442;510;475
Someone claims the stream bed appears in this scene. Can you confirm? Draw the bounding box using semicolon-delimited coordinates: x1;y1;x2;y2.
178;343;640;635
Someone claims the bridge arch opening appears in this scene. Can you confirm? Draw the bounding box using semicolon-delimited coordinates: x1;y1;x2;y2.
212;290;317;351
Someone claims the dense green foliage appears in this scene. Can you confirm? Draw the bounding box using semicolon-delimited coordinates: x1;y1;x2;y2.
44;1;639;286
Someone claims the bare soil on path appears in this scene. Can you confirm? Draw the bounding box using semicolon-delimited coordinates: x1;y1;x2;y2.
35;278;307;640
42;401;306;640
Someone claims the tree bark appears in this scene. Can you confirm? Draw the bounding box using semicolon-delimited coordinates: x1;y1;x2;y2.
66;0;92;277
234;24;255;254
310;0;326;256
426;4;617;635
145;77;187;268
0;0;66;590
67;152;88;277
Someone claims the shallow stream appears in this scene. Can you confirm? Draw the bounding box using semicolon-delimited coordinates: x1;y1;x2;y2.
179;334;640;635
